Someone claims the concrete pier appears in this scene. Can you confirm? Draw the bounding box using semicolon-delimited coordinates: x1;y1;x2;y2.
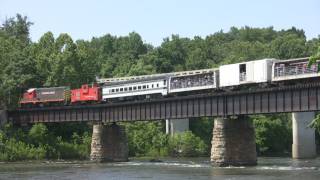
90;123;128;162
211;116;257;166
165;118;189;136
292;112;316;159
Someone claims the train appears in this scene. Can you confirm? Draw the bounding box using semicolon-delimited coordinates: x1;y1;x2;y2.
19;57;320;107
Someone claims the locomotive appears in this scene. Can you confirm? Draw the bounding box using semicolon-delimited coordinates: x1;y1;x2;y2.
19;57;320;107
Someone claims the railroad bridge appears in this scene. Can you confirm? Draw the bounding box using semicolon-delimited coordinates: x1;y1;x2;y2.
3;82;319;166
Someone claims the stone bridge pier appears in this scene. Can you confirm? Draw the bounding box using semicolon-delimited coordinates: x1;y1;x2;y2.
211;116;257;166
90;123;129;162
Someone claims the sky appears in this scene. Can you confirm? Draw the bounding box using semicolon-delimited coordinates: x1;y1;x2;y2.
0;0;319;46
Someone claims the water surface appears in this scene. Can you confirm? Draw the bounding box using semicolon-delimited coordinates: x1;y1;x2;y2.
0;157;319;180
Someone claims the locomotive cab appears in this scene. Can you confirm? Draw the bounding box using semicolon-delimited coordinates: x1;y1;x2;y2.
19;88;37;106
23;88;36;100
19;88;38;108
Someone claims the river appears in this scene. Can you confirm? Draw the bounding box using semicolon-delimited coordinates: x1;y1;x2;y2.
0;157;319;180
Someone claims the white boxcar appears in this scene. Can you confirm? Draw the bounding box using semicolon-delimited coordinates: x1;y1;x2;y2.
219;59;275;87
102;76;169;100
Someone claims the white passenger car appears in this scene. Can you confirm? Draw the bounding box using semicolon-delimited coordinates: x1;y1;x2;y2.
219;59;276;87
168;69;219;93
272;57;320;82
102;75;169;101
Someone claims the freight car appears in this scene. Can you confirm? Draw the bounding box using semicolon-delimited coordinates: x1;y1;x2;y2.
219;59;276;87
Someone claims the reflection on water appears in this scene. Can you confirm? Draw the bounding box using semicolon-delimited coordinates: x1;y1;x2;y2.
0;157;319;180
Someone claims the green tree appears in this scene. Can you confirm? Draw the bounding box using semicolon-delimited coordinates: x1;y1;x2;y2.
156;35;190;72
0;35;37;108
31;32;56;85
125;121;165;156
28;123;50;146
128;53;157;76
269;33;307;59
308;46;320;65
252;114;292;155
1;14;33;45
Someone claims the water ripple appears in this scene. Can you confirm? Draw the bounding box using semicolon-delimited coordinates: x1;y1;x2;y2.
257;166;319;171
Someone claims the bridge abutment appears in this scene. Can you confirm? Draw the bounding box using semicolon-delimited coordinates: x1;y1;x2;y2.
90;123;129;162
211;116;257;166
292;112;316;159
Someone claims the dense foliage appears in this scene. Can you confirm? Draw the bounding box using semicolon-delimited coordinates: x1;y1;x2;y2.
0;14;320;160
125;121;207;157
252;114;292;155
0;123;91;161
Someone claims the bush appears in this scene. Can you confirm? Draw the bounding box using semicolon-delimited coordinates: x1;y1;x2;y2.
0;123;91;161
125;121;167;156
0;138;46;161
55;132;91;160
29;123;50;146
168;131;207;157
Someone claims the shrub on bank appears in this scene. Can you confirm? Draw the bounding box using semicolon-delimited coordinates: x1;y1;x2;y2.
0;123;91;161
168;131;207;157
125;122;207;157
125;121;167;156
56;132;91;160
0;138;46;161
